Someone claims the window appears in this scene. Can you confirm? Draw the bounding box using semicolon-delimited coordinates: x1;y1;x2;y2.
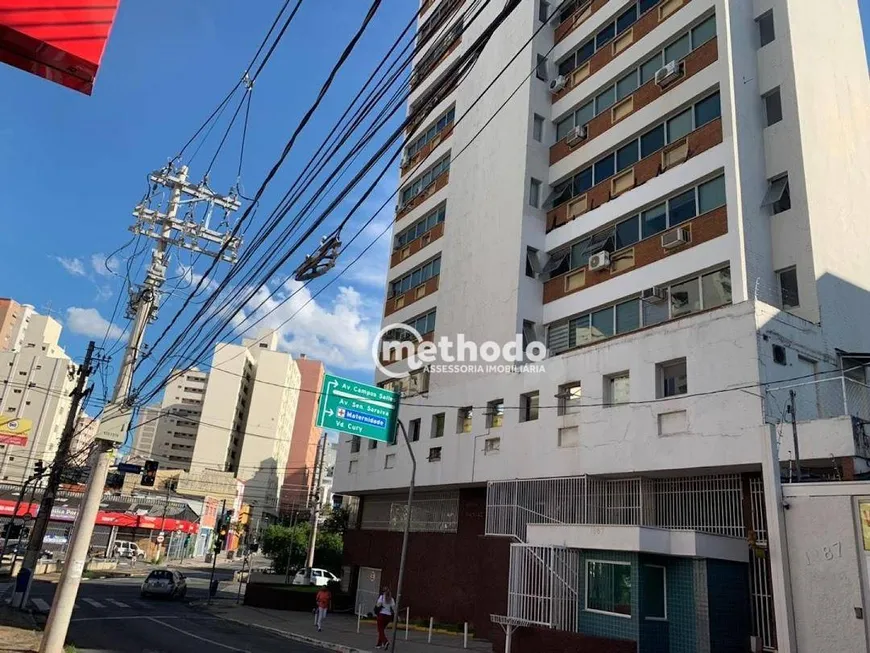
522;321;538;355
369;438;378;450
642;565;667;620
484;437;501;453
558;382;582;415
409;418;421;442
777;267;800;309
558;426;580;447
520;392;539;422
762;175;791;214
385;454;396;469
425;412;444;439
533;114;545;142
658;358;688;397
525;248;540;278
772;344;787;366
757;10;775;48
428;447;442;462
616;71;639;101
538;0;549;23
670;277;701;317
529;178;542;208
390;256;442;296
399;155;450;205
487;400;504;428
457;407;473;433
394;205;445;250
616;300;640;333
405;107;455;159
606;373;630;405
701;268;732;309
640;53;663;84
536;54;548;81
664;33;690;64
698;176;726;214
694;92;721;127
586;561;631;617
666;108;693;142
668;188;697;226
764;88;783;126
348;460;358;474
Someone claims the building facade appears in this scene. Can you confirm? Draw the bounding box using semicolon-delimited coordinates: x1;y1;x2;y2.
333;1;870;651
0;299;34;353
191;330;301;527
130;405;161;461
147;368;209;471
0;313;78;485
279;355;324;515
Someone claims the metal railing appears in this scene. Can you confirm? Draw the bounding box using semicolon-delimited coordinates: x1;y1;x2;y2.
486;474;745;540
507;544;580;630
765;375;870;423
359;490;459;533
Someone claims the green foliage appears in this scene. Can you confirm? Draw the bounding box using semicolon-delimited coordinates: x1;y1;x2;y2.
261;522;344;575
321;506;350;534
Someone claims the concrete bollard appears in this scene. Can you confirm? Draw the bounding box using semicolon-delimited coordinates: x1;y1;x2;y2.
405;607;410;640
358;604;363;633
464;622;468;648
428;616;434;643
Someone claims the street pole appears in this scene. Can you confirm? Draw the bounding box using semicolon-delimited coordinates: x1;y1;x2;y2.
39;165;241;653
18;341;94;599
391;420;416;652
303;433;327;582
158;482;171;562
2;475;34;566
789;389;802;482
208;499;226;606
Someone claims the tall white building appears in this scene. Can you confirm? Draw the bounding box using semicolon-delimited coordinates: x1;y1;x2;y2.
130;405;161;461
190;331;301;525
0;313;78;484
333;1;870;650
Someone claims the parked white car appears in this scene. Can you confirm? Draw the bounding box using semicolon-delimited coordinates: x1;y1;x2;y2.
114;541;145;559
292;567;339;586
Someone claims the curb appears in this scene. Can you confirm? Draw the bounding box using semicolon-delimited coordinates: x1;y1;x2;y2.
217;613;371;653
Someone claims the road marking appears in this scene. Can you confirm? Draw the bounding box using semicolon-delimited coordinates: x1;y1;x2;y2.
32;598;51;611
106;598;130;608
147;617;246;651
82;598;106;608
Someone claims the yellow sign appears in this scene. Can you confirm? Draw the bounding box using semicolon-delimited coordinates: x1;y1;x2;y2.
860;502;870;551
0;417;33;446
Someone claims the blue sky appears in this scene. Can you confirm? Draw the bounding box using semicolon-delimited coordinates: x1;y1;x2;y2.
0;0;869;406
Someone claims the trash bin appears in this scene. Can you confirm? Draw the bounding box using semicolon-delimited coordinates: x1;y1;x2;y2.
209;579;220;597
226;550;235;561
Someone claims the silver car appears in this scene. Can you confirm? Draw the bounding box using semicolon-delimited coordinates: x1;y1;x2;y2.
141;569;187;599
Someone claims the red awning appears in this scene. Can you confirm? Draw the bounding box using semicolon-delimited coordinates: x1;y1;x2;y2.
0;499;198;534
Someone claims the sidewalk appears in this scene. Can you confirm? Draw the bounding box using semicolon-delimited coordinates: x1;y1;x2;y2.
200;603;491;653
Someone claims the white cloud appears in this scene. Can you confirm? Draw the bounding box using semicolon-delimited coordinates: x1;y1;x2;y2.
65;307;125;341
243;279;379;372
91;253;120;278
55;257;86;276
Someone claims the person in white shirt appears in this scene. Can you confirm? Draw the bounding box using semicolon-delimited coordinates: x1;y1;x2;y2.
374;587;396;650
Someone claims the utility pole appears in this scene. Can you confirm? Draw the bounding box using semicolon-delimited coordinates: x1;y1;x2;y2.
39;165;241;653
208;499;227;606
789;389;802;482
303;433;327;583
18;341;94;600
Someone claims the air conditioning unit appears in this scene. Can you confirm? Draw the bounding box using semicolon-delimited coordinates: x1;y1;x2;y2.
641;286;667;303
565;124;588;146
661;226;690;249
588;251;611;271
655;60;683;88
549;75;567;94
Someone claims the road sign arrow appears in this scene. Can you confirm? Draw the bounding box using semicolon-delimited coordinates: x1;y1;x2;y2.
325;409;334;417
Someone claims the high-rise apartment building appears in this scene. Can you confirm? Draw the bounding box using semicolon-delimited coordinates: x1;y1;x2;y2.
0;298;34;352
142;368;209;471
334;1;870;650
279;355;324;515
0;312;78;484
130;405;161;461
191;331;301;526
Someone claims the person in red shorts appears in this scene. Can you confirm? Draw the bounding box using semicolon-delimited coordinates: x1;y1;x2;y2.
374;586;396;649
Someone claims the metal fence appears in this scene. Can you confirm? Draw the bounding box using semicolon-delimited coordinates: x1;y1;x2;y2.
359;490;459;533
486;474;745;540
507;544;580;630
765;375;870;423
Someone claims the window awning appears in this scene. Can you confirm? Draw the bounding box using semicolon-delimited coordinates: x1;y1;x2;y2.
761;177;789;207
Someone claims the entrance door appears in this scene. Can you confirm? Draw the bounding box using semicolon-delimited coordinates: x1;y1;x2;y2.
355;566;382;616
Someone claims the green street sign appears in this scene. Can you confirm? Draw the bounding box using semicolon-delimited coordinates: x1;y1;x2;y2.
316;374;399;442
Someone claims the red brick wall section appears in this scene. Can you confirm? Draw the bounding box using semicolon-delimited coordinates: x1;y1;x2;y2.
493;626;638;653
342;488;511;641
547;117;723;232
383;275;440;317
543;205;727;303
390;222;445;268
554;0;610;45
552;0;692;103
550;37;718;165
397;171;450;222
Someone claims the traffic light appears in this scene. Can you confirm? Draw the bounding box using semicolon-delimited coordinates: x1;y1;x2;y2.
239;505;250;528
141;460;158;487
33;459;45;478
213;509;234;553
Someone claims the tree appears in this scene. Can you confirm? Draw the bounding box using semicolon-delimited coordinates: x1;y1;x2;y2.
322;506;350;535
260;522;344;576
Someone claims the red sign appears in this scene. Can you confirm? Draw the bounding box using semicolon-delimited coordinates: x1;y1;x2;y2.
0;499;198;534
0;0;120;95
0;434;26;446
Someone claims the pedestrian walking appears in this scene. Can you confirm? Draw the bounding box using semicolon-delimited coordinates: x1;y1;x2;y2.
374;586;396;649
314;586;332;632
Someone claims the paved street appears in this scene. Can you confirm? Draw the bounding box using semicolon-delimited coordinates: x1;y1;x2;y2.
21;565;324;653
